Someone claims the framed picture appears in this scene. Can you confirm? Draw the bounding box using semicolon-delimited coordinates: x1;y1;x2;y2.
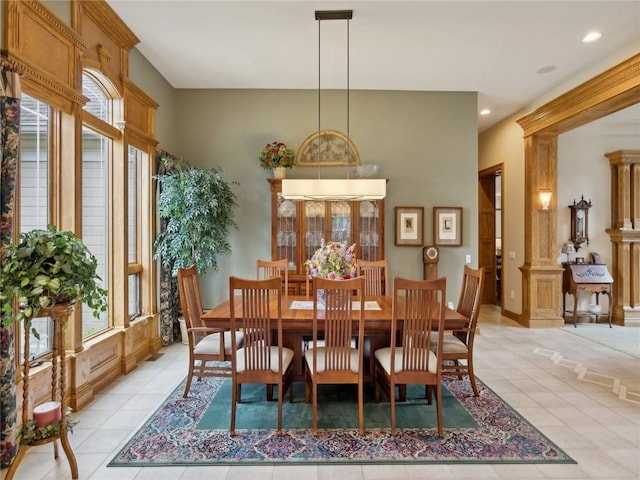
395;206;424;246
433;207;463;247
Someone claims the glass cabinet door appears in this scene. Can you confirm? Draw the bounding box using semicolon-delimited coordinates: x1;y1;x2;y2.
269;178;384;284
358;200;381;261
331;201;351;243
304;201;325;260
276;196;298;271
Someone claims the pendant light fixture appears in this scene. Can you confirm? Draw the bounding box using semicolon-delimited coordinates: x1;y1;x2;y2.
281;10;386;201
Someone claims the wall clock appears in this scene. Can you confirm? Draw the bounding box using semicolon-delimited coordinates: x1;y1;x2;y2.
568;195;591;251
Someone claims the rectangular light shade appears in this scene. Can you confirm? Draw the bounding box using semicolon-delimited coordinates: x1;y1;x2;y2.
281;178;386;200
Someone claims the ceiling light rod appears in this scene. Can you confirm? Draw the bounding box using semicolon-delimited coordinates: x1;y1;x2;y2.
317;9;352;179
281;9;386;201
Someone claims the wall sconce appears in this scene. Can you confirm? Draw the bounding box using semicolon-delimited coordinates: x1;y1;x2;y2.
539;190;552;210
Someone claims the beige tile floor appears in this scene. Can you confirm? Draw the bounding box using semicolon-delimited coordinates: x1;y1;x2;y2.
4;306;639;480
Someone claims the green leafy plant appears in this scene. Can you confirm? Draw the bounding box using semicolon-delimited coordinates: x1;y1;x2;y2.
154;165;238;276
0;225;108;325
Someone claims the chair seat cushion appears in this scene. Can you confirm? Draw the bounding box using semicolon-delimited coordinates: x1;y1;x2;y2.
430;332;469;354
235;346;294;373
194;330;244;356
374;347;438;374
304;347;360;373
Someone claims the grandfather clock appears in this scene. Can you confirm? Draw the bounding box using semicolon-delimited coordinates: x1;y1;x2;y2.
423;246;439;280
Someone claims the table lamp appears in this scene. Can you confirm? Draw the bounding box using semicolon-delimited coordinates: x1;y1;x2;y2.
561;242;576;263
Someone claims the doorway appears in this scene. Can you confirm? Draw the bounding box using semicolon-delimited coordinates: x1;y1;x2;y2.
478;165;503;306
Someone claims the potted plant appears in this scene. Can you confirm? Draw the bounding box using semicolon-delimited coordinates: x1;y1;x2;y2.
259;141;297;178
153;164;238;276
0;225;108;325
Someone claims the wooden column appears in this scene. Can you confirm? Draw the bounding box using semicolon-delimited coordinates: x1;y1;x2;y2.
516;53;640;328
605;150;640;326
519;133;564;327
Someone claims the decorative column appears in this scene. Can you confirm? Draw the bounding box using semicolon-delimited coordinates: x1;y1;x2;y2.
605;150;640;326
518;133;565;327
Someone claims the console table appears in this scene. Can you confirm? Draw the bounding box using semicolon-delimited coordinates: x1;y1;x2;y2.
562;263;613;328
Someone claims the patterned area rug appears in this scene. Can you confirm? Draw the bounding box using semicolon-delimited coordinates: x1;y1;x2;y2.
108;375;574;466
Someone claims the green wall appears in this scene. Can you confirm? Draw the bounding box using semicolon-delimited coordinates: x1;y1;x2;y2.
170;88;478;308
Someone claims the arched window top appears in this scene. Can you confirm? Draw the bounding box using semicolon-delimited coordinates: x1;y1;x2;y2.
82;70;124;123
82;73;110;121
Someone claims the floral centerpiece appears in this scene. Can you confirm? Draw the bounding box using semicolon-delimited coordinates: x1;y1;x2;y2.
306;240;357;280
259;141;297;173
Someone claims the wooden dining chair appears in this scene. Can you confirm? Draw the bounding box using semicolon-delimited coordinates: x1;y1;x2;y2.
357;258;389;298
305;276;365;436
229;276;295;435
256;258;289;295
177;265;244;398
374;276;447;437
432;265;484;396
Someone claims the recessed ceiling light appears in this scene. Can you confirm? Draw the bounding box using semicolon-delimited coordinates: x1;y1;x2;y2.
537;65;556;74
582;31;602;43
480;109;491;116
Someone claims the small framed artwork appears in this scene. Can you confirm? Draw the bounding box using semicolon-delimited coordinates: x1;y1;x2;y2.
395;206;424;246
433;207;463;247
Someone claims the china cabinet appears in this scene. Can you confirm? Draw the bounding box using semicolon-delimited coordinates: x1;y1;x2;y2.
268;178;385;294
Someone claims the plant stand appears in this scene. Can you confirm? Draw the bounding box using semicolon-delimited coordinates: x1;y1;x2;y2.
5;303;78;480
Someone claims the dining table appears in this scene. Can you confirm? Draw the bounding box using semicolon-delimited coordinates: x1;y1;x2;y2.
202;295;469;383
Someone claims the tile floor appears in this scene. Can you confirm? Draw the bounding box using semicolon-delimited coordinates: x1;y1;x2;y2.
4;306;639;480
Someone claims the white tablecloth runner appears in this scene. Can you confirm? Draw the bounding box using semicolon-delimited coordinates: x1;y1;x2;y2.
289;300;381;311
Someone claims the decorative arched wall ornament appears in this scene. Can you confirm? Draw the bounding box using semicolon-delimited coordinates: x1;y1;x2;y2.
296;129;361;167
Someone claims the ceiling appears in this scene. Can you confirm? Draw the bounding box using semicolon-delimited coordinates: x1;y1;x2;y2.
106;1;640;133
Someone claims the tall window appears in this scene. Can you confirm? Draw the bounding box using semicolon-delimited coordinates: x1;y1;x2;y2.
128;146;147;320
19;93;52;359
81;73;112;337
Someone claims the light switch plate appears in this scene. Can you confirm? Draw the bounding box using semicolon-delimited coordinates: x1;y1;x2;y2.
465;254;471;264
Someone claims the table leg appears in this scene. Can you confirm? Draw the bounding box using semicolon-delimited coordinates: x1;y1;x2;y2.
605;290;613;328
282;333;305;381
572;293;578;327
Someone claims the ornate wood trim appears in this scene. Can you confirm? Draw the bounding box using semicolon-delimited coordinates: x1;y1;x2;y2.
517;53;640;136
2;0;86;113
73;0;140;96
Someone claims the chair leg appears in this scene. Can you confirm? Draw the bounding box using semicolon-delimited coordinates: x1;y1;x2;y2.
454;360;463;380
304;367;312;403
426;384;433;404
311;381;318;436
183;369;194;398
266;384;274;401
288;372;294;403
435;383;444;438
276;381;283;435
230;379;238;436
468;356;479;397
357;380;364;436
389;380;397;436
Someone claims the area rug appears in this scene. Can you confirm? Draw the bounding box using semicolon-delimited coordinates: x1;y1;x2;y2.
561;323;640;359
108;375;574;466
